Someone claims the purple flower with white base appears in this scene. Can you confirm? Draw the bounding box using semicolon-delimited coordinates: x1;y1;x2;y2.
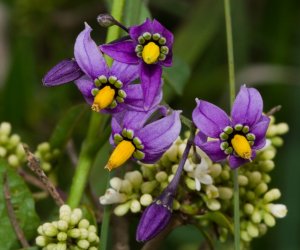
44;23;160;113
192;86;270;169
105;107;181;171
101;19;173;111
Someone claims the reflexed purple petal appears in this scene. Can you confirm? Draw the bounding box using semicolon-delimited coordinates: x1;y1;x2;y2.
101;41;139;64
129;18;152;41
194;131;207;146
137;111;181;151
195;140;227;162
228;151;256;169
110;61;139;85
152;19;174;48
74;23;108;79
192;99;231;138
161;52;173;67
74;76;94;105
140;63;163;111
251;115;270;150
43;59;83;86
231;86;263;127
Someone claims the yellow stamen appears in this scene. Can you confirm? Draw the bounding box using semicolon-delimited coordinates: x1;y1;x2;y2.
105;140;135;171
231;134;252;160
91;86;115;112
142;42;160;64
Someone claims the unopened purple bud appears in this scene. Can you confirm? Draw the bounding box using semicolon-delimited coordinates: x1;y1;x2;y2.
97;14;115;28
136;191;173;242
43;59;83;86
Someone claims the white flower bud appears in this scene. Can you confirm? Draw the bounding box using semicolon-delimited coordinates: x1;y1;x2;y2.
8;154;19;167
42;222;58;237
130;199;141;213
255;183;268;196
221;169;230;180
259;160;275;172
205;185;219;199
185;177;196;190
263;213;276;227
80;228;89;239
56;242;67;250
248;171;262;185
140;194;153;206
241;230;252;242
36;235;47;246
60;205;72;215
37;142;51;153
244;203;254;215
260;148;276;160
168;174;174;182
78;219;90;229
124;170;143;188
46;243;57;250
267;204;287;218
271;136;283;147
68;228;81;238
120;179;132;194
9;134;21;146
42;162;52;172
114;201;131;216
16;144;25;158
218;187;233;200
183;159;194;172
88;232;98;242
155;171;168;182
0;122;11;135
209;164;222;178
57;232;67;241
264;188;281;203
109;177;122;191
77;239;90;249
0;146;7;157
99;188;127;205
276;123;289;134
88;225;97;233
37;225;44;235
164;144;178;162
238;175;248;186
171;164;178;174
70;209;82;226
205;199;221;211
247;222;259;238
266;125;277;137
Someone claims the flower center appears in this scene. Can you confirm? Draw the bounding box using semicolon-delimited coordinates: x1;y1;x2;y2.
91;86;115;112
105;140;135;171
231;134;252;160
142;42;160;64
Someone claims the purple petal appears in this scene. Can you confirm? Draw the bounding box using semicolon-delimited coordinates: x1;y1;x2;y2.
111;115;123;136
100;41;139;64
161;52;173;67
73;76;94;105
192;99;231;138
129;18;152;42
231;86;263;127
140;63;163;111
110;61;139;85
137;111;181;152
194;131;207;146
141;149;168;163
74;23;108;79
228;151;256;169
251;115;270;150
43;59;83;86
195;140;227;162
152;19;174;48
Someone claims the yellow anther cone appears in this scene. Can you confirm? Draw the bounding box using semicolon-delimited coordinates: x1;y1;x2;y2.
105;140;135;171
231;134;252;160
91;86;115;112
142;42;160;64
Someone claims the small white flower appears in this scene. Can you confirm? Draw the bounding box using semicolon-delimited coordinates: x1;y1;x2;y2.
191;158;213;191
267;204;287;218
183;159;194;172
99;188;127;205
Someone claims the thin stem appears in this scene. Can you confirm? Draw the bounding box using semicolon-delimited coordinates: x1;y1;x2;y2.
224;0;240;249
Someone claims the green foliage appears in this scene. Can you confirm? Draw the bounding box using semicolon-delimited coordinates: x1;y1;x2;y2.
0;160;39;250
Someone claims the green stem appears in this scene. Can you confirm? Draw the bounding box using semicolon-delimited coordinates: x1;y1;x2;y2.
224;0;240;249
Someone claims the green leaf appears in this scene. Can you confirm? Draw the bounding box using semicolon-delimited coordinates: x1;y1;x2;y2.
123;0;151;27
49;104;87;149
0;160;40;250
163;56;191;95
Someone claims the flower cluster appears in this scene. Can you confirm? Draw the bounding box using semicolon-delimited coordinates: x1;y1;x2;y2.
34;142;60;172
100;117;288;247
36;205;100;250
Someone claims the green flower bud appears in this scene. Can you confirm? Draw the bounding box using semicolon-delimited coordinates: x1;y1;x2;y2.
36;235;48;246
60;205;72;215
180;203;199;215
244;203;254;215
57;232;67;241
42;162;52;172
43;222;58;237
218;187;233;200
130;199;141;213
45;243;57;250
185;177;196;191
241;230;252;242
80;228;89;239
109;177;122;191
264;188;281;203
0;147;7;157
68;228;81;238
37;225;44;235
248;171;262;186
238;175;249;186
9;134;21;147
172;164;179;174
205;199;221;211
247;222;259;238
220;169;230;181
262;173;271;183
124;170;143;188
258;223;268;235
168;174;174;182
0;122;11;135
251;210;262;223
155;171;168;182
70;209;82;226
57;220;68;231
88;225;97;233
205;185;219;199
7;154;19;167
89;247;98;250
266;125;277;137
219;227;228;243
78;219;90;229
172;199;181;210
114;201;131;216
120;179;133;194
141;180;157;194
56;242;67;250
276;123;289;134
259;160;275;172
271;136;284;147
77;239;90;249
88;232;98;242
209;164;222;178
263;213;276;227
255;183;268;196
164;144;178;162
260;148;276;160
246;191;256;201
37;142;51;153
140;194;153;206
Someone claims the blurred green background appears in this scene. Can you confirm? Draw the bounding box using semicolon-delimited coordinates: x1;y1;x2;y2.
0;0;299;249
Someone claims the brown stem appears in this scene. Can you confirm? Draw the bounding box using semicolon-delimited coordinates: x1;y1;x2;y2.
141;216;182;250
112;216;130;250
3;173;30;248
23;145;64;206
266;105;282;116
18;168;48;191
66;139;78;167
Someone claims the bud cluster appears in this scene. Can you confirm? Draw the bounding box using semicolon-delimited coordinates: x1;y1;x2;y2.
34;142;60;172
35;205;100;250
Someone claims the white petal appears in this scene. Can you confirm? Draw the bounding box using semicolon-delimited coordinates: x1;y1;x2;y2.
200;174;213;185
195;178;201;191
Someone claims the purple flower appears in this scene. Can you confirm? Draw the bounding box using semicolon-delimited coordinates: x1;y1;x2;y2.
44;23;160;113
136;189;173;242
192;86;270;169
101;19;173;111
105;107;181;171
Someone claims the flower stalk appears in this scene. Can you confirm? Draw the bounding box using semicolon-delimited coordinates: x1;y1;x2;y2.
224;0;240;249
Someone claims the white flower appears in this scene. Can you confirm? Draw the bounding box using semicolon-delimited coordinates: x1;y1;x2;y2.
99;188;127;205
191;158;213;191
267;204;288;218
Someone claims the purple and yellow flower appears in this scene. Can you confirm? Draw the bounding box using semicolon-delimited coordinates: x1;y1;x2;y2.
105;107;181;171
44;23;161;113
101;19;173;111
192;86;270;168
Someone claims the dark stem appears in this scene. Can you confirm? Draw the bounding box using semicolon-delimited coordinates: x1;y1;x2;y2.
18;168;48;191
112;216;130;250
3;173;30;248
266;105;282;116
23;145;64;206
